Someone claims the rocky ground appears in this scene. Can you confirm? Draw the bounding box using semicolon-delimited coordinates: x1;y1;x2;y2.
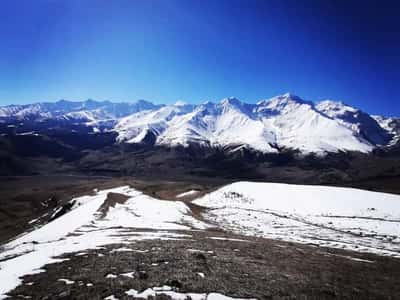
7;229;400;300
1;176;400;300
0;176;224;243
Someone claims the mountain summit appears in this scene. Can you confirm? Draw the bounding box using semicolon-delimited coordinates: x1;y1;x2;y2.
0;94;397;154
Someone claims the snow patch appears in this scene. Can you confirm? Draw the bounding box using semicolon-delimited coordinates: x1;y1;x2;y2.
194;182;400;257
125;287;256;300
120;271;135;278
58;278;74;285
104;295;119;300
109;247;134;253
176;190;199;198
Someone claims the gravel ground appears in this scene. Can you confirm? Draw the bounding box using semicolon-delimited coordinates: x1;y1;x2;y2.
7;229;400;300
2;176;400;299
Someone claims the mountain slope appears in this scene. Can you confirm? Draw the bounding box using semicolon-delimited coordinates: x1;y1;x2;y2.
372;115;400;146
255;94;373;153
316;100;391;145
156;98;277;152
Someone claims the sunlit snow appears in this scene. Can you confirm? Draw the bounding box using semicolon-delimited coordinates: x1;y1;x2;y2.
194;182;400;257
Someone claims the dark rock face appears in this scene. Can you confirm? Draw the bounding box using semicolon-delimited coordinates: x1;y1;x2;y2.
341;110;391;145
140;129;158;146
49;201;75;222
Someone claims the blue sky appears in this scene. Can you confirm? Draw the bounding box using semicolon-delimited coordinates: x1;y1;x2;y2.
0;0;399;115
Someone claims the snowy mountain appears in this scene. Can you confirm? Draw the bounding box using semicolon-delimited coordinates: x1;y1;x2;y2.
114;93;392;154
0;99;161;123
0;94;397;154
255;94;374;153
316;100;390;145
115;103;195;144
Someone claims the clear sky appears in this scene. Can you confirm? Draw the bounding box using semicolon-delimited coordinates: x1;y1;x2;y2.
0;0;399;115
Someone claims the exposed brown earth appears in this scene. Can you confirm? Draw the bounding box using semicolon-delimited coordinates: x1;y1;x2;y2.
98;193;131;218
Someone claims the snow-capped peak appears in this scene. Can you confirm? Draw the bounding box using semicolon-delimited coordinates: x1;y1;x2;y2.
220;97;243;106
316;100;391;145
257;93;309;106
218;97;257;118
174;100;188;106
316;100;358;115
256;93;313;117
279;92;304;101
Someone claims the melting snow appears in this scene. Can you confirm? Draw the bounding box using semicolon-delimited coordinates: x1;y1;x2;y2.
125;287;256;300
187;249;214;254
1;181;400;299
58;278;74;285
109;247;134;253
0;186;208;299
120;271;135;278
176;190;199;198
194;182;400;257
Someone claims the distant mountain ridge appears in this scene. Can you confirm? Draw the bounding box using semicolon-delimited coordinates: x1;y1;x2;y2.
0;99;161;121
0;93;398;154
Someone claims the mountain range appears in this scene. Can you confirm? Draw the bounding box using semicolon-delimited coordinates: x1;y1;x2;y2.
1;93;399;154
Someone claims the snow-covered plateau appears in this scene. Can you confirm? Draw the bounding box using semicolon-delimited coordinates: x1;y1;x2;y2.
1;182;400;298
